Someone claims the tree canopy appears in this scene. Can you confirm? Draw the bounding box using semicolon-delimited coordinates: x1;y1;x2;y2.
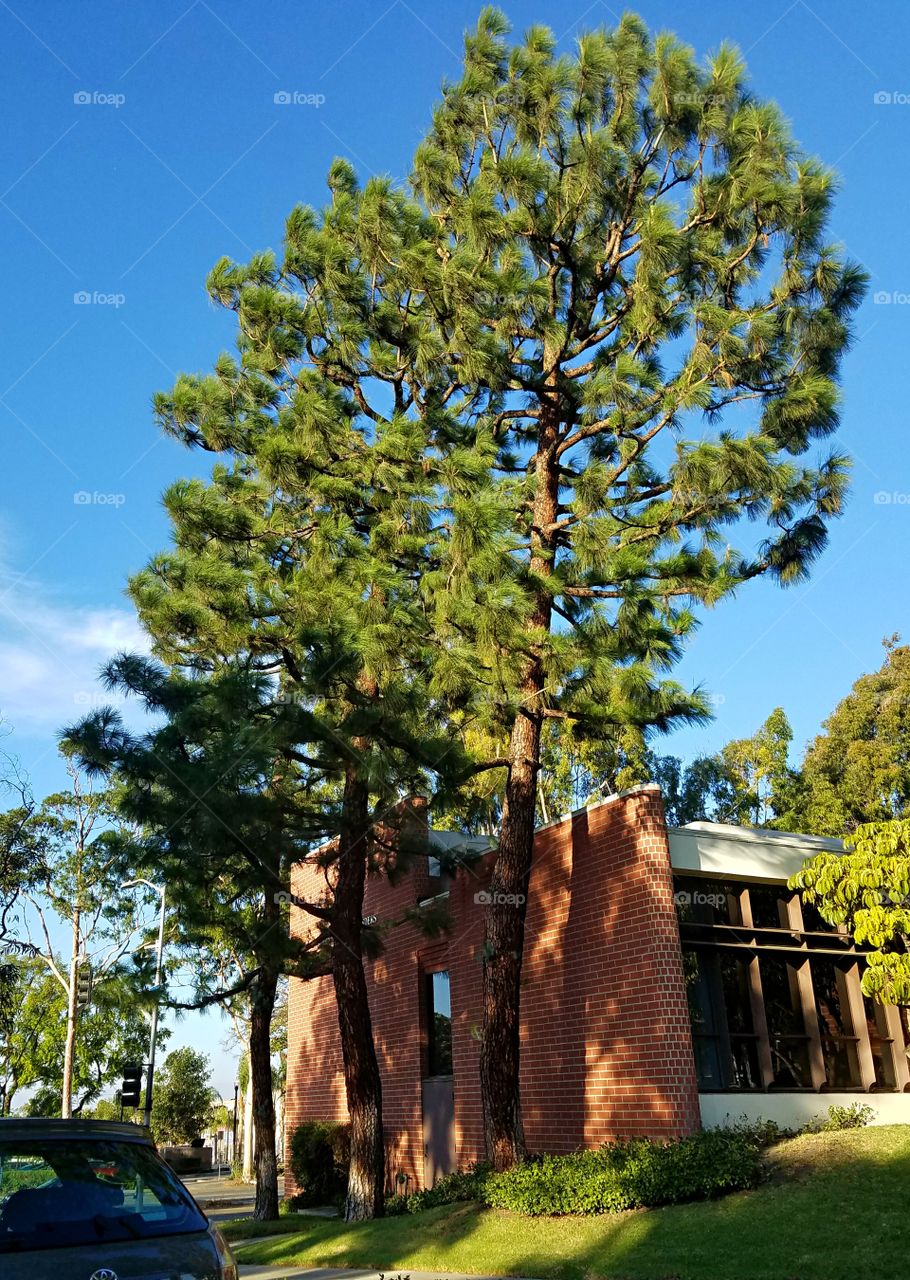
151;1047;216;1144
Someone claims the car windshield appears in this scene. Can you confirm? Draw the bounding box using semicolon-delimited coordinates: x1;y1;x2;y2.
0;1136;208;1253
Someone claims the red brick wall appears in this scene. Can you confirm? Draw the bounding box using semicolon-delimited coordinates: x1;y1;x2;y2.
285;785;700;1195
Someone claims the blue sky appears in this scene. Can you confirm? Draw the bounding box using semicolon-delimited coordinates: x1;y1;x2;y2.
1;0;906;1092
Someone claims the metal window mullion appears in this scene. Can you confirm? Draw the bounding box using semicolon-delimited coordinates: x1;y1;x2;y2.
883;1003;910;1090
842;961;876;1091
740;887;774;1090
785;894;827;1091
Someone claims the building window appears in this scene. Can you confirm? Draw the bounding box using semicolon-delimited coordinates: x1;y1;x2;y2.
676;875;909;1094
424;970;453;1077
760;956;813;1089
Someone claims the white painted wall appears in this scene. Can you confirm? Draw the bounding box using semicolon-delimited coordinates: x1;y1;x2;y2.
700;1091;910;1131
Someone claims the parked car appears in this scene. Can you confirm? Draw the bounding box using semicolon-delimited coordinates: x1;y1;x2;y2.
0;1117;237;1279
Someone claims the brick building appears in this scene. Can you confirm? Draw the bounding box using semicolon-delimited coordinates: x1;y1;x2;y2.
285;784;910;1196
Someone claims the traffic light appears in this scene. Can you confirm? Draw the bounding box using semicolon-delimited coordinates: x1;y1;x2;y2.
121;1063;144;1109
75;965;92;1009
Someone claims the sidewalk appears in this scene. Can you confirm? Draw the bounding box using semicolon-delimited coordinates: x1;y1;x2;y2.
179;1169;284;1224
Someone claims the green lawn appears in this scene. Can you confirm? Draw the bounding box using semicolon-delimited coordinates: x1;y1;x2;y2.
224;1126;910;1280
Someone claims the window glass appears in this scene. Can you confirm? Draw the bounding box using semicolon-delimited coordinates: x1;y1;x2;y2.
812;959;862;1087
749;885;792;929
425;970;453;1077
0;1137;206;1253
683;950;760;1090
759;956;812;1088
674;878;741;926
678;876;908;1094
799;897;831;934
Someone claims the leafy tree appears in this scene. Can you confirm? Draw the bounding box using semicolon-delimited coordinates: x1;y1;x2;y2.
648;752;742;826
17;763;153;1118
151;1047;216;1144
76;64;491;1218
785;638;910;835
394;10;863;1166
68;662;449;1218
0;958;161;1115
790;819;910;1004
0;751;40;1037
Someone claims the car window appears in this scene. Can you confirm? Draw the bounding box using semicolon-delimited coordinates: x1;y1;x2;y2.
0;1137;207;1252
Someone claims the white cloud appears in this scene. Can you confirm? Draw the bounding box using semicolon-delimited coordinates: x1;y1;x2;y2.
0;578;150;734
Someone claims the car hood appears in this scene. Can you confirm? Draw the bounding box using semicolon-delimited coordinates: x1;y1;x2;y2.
0;1227;221;1280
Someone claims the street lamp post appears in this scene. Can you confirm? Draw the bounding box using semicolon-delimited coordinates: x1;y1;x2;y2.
122;879;166;1128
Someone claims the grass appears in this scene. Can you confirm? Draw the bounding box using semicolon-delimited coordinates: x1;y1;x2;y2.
221;1126;910;1280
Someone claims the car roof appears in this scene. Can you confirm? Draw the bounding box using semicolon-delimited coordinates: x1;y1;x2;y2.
0;1118;153;1144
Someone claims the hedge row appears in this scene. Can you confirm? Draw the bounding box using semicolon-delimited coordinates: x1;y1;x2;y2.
385;1129;761;1217
482;1130;761;1216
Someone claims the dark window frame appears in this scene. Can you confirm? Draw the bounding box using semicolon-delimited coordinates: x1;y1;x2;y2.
677;875;910;1095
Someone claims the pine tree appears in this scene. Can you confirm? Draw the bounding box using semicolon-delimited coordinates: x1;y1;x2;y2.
79;186;481;1214
66;664;324;1218
398;10;864;1166
93;7;864;1179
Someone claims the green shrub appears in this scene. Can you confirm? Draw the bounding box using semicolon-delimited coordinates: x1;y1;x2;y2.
384;1165;490;1215
806;1103;875;1133
482;1130;762;1217
713;1115;791;1147
288;1120;350;1207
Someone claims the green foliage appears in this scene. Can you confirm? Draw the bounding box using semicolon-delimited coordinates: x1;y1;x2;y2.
288;1121;351;1206
151;1047;216;1144
790;818;910;1003
482;1131;761;1216
386;1165;491;1215
220;1127;910;1280
806;1103;875;1132
0;958;162;1115
785;639;910;835
651;709;799;828
68;4;864;1179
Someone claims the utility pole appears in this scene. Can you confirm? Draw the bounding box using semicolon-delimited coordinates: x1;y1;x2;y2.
144;887;166;1127
121;879;166;1128
232;1080;239;1167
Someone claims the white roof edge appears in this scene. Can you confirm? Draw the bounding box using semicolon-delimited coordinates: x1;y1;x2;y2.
670;820;843;852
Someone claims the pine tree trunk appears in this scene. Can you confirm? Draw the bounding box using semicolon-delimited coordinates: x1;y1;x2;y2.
479;399;559;1170
61;906;81;1120
250;965;280;1221
332;757;385;1221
